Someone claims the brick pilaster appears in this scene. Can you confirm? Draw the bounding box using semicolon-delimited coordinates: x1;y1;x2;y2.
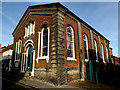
98;36;102;60
77;22;85;80
51;10;65;85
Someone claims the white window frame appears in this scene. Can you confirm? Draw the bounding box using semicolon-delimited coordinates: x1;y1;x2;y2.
24;21;35;38
83;34;89;62
18;40;22;54
19;40;22;53
106;46;109;63
101;43;105;63
15;42;18;60
30;23;32;35
40;27;49;60
66;25;76;61
94;40;98;62
33;21;35;34
27;25;30;36
37;32;41;59
24;27;28;38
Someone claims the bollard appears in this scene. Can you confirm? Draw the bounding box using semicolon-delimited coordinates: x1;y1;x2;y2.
96;72;98;85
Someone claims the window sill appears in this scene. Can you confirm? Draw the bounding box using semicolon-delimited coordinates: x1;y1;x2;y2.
96;60;100;62
14;59;20;62
103;61;106;63
67;58;76;61
85;59;89;62
36;56;49;63
37;56;49;60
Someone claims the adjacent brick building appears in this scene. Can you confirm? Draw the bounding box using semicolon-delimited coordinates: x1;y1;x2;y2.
0;44;4;61
12;2;111;85
2;44;13;72
109;48;120;66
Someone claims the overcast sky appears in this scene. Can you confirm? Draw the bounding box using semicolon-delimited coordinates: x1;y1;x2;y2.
1;2;118;56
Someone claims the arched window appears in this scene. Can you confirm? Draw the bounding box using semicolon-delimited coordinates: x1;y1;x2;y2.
83;34;89;61
106;46;109;62
67;25;75;59
94;40;98;62
41;25;49;57
18;38;22;54
101;43;105;63
24;20;35;38
31;21;35;34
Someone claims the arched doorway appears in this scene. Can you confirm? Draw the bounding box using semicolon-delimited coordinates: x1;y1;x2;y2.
27;45;33;71
22;39;35;76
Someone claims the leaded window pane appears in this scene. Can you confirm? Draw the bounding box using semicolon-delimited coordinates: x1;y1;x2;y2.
67;25;74;58
94;40;97;60
67;50;73;57
83;34;88;60
42;27;48;56
42;47;48;56
67;34;72;42
67;27;71;34
101;44;104;61
67;41;73;50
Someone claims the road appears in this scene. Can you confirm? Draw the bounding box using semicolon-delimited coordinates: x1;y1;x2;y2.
1;72;37;90
1;72;86;90
2;77;37;90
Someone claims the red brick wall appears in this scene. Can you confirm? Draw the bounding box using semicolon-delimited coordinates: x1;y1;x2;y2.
105;42;110;58
92;33;99;61
63;16;79;68
110;48;113;56
81;25;91;61
14;14;52;68
14;14;110;69
115;58;119;65
100;38;106;62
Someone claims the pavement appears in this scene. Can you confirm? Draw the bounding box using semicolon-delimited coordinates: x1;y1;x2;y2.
2;72;86;89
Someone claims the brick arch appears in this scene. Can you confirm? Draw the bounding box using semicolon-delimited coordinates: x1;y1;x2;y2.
38;21;50;32
82;33;90;62
94;38;97;43
23;39;34;52
65;24;75;42
82;33;89;44
82;32;91;49
65;24;75;31
24;18;35;27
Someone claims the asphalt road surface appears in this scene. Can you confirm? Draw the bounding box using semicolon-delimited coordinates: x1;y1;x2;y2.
2;77;37;90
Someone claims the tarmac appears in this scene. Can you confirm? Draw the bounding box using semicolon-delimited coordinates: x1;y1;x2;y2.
2;72;86;89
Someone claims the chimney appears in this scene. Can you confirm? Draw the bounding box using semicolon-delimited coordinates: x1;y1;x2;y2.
109;48;113;56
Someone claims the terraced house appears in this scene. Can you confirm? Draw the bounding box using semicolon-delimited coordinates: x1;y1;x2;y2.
12;2;111;85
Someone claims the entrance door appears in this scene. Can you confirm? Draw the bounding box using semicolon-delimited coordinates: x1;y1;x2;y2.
27;45;33;71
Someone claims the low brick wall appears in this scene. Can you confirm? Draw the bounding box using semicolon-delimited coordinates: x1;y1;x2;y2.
65;68;80;82
34;68;80;84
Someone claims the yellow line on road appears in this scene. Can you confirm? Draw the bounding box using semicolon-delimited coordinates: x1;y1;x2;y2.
3;78;32;89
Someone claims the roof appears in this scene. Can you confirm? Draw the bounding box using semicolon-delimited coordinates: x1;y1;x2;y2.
111;55;120;59
2;44;13;52
109;47;113;49
12;2;110;42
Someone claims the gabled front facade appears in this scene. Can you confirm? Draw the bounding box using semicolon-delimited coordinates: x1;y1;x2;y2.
12;2;111;85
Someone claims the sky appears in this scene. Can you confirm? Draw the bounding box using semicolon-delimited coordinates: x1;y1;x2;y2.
1;2;118;57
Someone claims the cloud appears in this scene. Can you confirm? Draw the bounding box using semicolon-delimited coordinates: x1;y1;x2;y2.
0;11;17;25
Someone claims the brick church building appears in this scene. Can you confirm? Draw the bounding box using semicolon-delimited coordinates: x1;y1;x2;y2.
12;2;111;85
